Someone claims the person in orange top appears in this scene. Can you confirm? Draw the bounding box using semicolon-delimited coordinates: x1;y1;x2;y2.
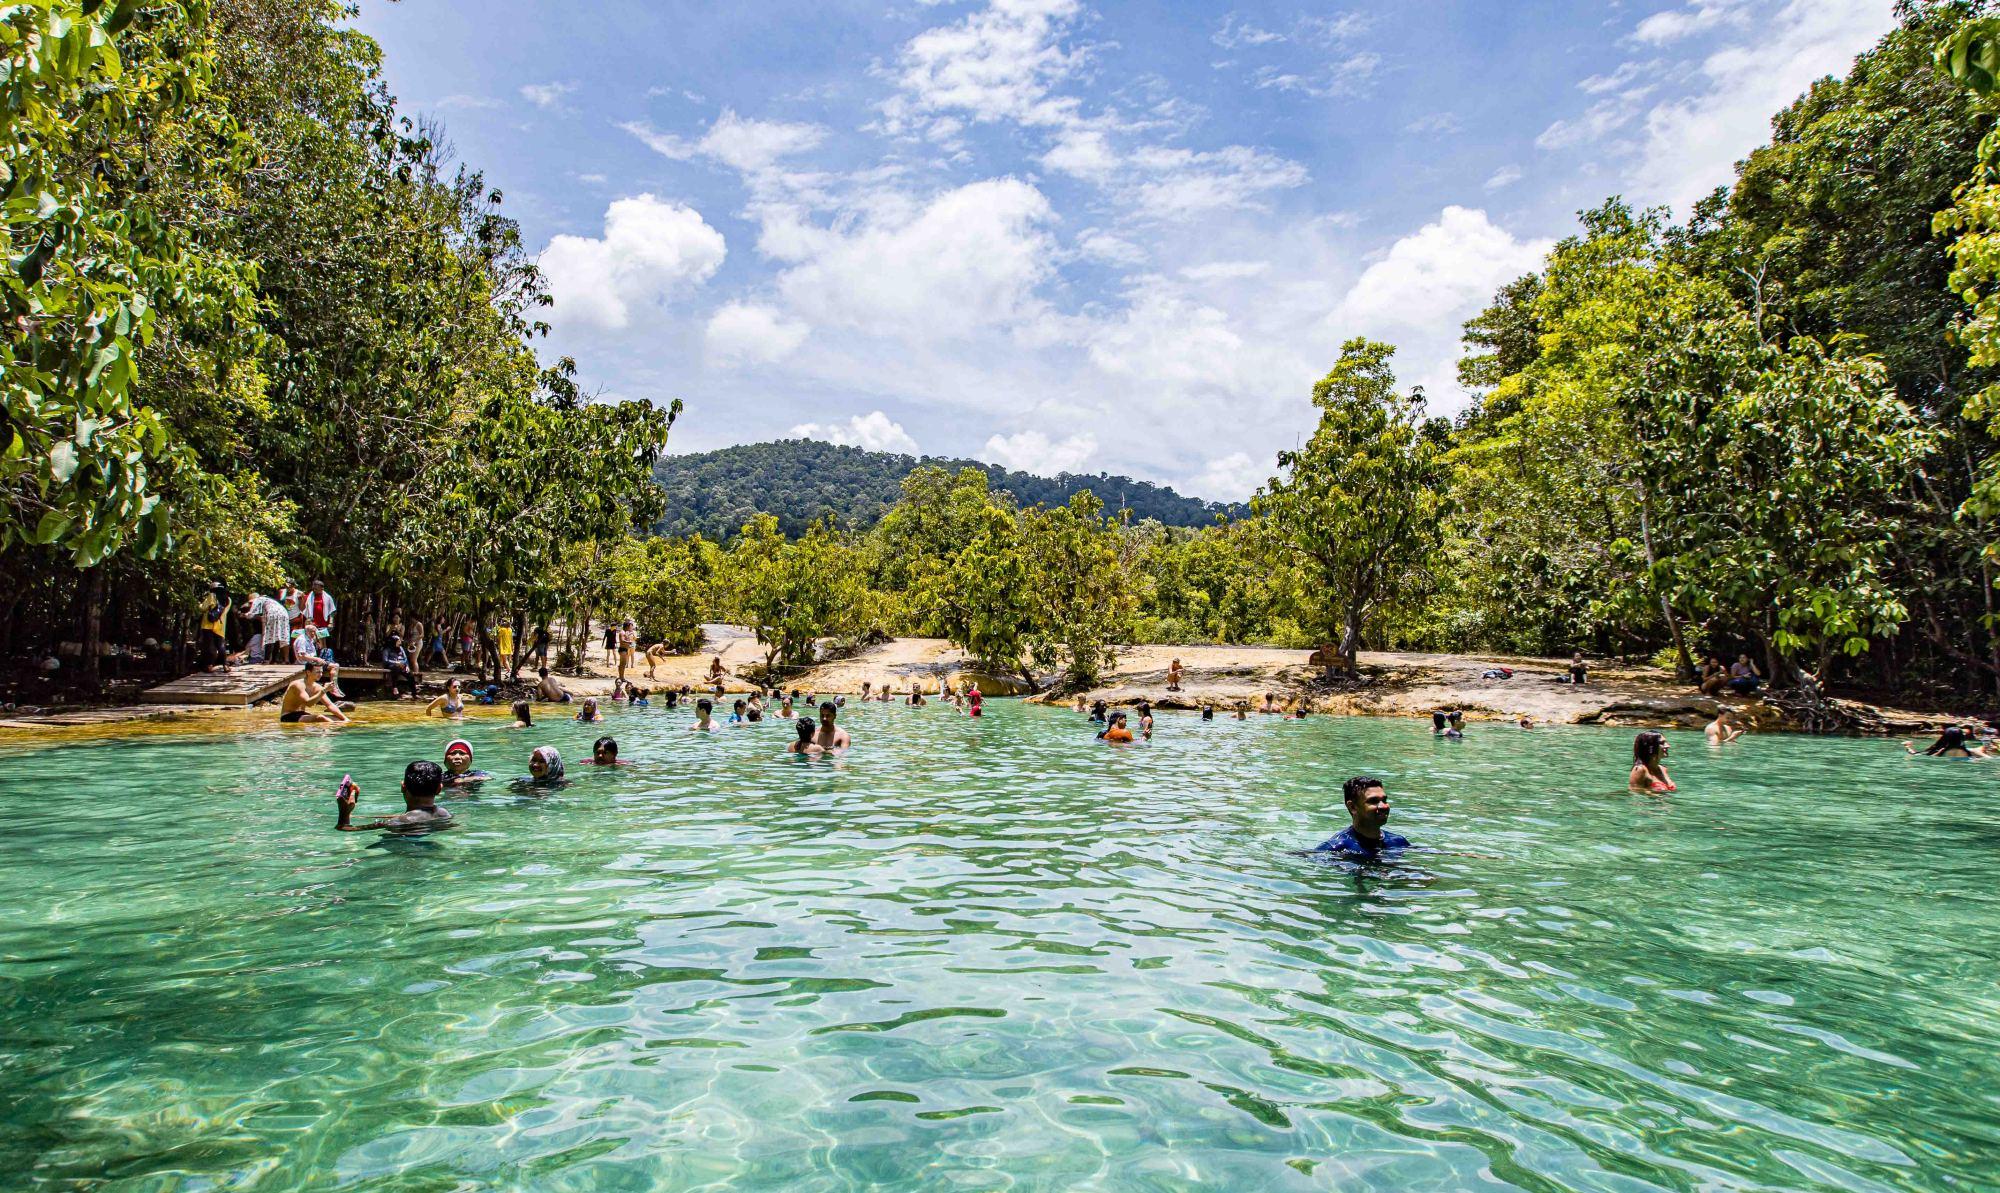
1097;711;1135;743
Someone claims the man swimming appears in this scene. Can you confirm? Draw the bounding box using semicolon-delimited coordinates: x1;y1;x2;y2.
1097;711;1134;743
1704;708;1744;744
813;700;851;750
334;761;452;833
690;698;717;732
1312;776;1408;858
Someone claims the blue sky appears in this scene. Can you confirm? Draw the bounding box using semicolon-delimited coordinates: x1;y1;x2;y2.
350;0;1894;499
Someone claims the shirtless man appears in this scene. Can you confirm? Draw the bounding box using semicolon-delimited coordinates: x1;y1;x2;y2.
536;666;570;703
334;762;451;833
1704;708;1744;744
645;641;673;680
813;701;851;751
690;698;718;732
706;655;728;684
280;662;348;724
1166;658;1184;692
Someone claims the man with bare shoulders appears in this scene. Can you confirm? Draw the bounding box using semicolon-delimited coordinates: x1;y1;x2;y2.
280;661;348;724
813;700;850;751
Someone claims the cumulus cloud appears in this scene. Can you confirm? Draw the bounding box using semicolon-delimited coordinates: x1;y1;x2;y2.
878;0;1088;132
539;195;726;330
790;410;919;454
775;178;1057;339
520;81;575;109
1334;206;1551;332
706;302;809;366
983;429;1098;474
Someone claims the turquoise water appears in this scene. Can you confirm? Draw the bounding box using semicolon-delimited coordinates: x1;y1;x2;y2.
1;703;1996;1191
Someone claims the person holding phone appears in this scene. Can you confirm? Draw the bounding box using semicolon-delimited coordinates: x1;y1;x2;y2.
333;761;452;833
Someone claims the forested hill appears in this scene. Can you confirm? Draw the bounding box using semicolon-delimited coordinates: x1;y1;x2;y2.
653;440;1246;539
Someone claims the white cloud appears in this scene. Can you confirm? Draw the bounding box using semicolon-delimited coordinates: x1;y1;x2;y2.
1484;164;1523;191
539;195;726;331
436;94;503;111
775;178;1057;340
623;109;826;174
791;410;919;454
1626;0;1894;212
1124;144;1308;218
520;81;575;110
983;430;1097;474
1251;51;1380;98
706;302;809;366
1041;127;1120;181
1406;112;1461;136
879;0;1087;132
1075;229;1147;266
1536;96;1642;150
1191;451;1268;502
1180;260;1270;281
1212;14;1286;49
1334;206;1551;332
1631;0;1750;45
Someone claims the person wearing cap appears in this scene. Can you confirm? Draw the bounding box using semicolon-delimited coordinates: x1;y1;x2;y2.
334;762;452;833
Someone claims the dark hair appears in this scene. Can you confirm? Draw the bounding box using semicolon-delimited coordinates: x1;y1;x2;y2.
1137;700;1151;716
1634;731;1666;765
511;700;532;724
404;759;444;799
594;736;617;758
538;666;549;677
819;700;836;714
796;717;816;741
1432;711;1448;730
1924;727;1969;756
733;699;746;711
1201;705;1213;720
1342;775;1384;805
1110;711;1127;724
697;698;713;714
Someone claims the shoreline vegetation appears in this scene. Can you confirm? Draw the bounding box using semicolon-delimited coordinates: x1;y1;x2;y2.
8;3;2000;736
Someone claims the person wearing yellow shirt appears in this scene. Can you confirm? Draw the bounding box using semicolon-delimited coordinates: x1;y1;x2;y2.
494;622;514;675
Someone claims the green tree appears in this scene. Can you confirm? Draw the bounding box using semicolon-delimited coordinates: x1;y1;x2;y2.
1255;339;1451;674
728;515;868;671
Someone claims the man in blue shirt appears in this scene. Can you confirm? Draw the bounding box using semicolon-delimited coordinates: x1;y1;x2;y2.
1315;775;1409;858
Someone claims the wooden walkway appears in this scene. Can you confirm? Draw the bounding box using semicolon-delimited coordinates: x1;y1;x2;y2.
140;664;303;706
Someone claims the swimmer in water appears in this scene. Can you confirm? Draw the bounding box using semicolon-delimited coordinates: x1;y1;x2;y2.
1432;711;1462;740
1516;716;1534;730
424;678;465;718
966;685;982;717
1259;693;1279;715
1905;727;1992;758
525;745;566;785
441;739;490;787
1312;776;1408;859
334;762;452;833
730;699;747;724
585;736;628;766
691;698;717;732
1201;703;1214;721
1135;700;1154;739
1704;708;1744;744
814;701;851;751
778;695;794;718
575;696;602;724
787;717;822;756
1234;702;1247;720
507;700;532;728
1098;711;1134;743
1629;731;1676;792
1089;699;1107;724
1447;711;1466;735
861;681;873;701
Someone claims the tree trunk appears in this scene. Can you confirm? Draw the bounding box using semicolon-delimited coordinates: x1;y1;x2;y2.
81;566;104;691
1339;606;1363;676
1636;485;1695;682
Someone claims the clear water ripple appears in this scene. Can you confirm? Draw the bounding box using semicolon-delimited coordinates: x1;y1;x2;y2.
0;702;1995;1190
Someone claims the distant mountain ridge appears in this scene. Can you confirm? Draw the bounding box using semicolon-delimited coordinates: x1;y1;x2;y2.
652;440;1247;540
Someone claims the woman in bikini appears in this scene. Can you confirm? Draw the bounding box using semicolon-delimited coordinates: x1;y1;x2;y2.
1629;731;1676;793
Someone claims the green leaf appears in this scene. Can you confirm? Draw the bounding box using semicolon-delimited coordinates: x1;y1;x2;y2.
48;439;77;483
32;510;70;545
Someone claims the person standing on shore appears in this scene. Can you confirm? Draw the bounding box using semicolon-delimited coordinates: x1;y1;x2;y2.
302;580;336;638
494;620;515;677
617;620;636;683
197;584;231;670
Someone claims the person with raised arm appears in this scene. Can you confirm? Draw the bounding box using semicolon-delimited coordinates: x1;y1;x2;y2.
334;762;452;833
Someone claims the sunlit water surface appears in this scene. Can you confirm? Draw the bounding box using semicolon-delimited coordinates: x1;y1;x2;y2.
1;702;1996;1191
